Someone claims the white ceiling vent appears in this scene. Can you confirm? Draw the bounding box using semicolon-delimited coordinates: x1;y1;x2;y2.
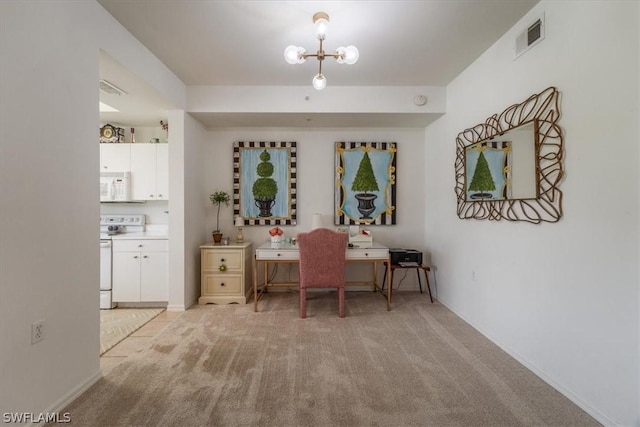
515;13;545;59
99;79;126;96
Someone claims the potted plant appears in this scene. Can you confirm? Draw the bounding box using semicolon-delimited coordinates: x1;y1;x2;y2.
210;190;231;243
252;149;278;217
351;151;379;219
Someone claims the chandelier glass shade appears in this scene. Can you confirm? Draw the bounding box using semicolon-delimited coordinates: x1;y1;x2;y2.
284;12;359;90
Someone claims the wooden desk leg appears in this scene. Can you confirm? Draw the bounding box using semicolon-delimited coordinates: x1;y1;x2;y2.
264;262;268;293
386;259;392;311
373;261;378;292
423;267;434;303
253;257;258;312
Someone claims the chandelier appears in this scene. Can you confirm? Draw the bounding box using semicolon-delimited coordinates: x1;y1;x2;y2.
284;12;359;90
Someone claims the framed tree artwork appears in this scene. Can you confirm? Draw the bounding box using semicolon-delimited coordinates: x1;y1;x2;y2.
465;141;512;200
335;142;396;225
233;141;297;226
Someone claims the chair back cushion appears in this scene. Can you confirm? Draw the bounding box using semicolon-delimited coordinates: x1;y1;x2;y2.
297;228;348;289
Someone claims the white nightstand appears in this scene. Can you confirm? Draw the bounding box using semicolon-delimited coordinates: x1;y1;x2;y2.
199;241;253;305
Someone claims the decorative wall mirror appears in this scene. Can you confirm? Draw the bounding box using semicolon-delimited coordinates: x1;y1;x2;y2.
455;86;563;223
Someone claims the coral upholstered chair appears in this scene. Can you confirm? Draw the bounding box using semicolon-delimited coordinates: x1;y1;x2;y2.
296;228;348;318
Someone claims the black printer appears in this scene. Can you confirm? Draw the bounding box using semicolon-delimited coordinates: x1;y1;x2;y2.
389;248;423;265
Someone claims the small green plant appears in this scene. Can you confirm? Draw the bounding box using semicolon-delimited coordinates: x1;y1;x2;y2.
209;190;231;233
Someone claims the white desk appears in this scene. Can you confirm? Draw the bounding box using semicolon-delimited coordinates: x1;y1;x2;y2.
253;241;392;312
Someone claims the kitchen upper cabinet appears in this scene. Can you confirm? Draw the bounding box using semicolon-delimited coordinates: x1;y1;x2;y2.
100;144;130;171
131;144;169;201
156;144;169;200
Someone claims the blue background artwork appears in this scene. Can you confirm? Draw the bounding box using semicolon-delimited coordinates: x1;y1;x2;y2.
239;148;291;219
341;148;391;221
465;145;509;200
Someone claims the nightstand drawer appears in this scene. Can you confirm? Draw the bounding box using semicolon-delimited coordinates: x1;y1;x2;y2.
202;249;242;271
202;274;242;295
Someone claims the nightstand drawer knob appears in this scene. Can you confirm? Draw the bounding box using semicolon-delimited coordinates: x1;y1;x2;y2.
221;283;225;287
221;258;225;262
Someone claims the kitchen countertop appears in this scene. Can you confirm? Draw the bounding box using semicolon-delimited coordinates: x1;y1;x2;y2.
111;232;168;240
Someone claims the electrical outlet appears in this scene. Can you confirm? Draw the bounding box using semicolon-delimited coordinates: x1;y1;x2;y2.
31;320;45;344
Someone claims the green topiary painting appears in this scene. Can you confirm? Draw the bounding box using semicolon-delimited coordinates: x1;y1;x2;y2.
351;151;379;193
468;151;496;194
252;149;278;200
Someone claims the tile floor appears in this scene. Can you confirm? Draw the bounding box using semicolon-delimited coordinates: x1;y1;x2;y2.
100;310;183;374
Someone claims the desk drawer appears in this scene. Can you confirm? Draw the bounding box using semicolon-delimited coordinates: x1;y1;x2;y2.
202;249;242;271
347;248;389;260
255;249;299;260
202;274;242;295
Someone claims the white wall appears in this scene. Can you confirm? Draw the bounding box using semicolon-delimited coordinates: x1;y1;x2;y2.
424;1;639;425
201;128;429;288
0;2;100;415
0;0;186;417
169;112;209;309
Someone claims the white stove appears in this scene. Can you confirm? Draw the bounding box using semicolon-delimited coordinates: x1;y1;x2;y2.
100;214;146;309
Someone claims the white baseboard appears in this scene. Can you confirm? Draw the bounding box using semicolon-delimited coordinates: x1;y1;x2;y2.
34;370;102;426
185;296;198;309
167;296;198;311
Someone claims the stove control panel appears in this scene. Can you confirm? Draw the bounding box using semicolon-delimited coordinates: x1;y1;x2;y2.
100;214;146;226
100;214;146;235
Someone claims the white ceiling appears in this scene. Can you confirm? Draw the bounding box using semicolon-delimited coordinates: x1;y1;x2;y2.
97;0;539;128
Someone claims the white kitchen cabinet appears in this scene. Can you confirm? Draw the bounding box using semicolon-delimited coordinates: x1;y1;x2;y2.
100;144;130;171
112;238;168;302
130;144;169;200
155;144;169;200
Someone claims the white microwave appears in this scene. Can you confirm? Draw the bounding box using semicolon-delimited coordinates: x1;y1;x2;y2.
100;172;131;202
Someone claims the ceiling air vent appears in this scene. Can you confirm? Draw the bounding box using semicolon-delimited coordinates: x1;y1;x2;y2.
99;79;126;96
515;13;545;58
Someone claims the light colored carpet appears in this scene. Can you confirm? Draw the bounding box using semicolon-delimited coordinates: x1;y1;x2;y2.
68;292;597;426
100;308;165;355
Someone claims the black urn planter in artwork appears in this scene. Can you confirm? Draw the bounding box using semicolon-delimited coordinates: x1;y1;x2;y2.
469;192;493;200
354;193;377;219
255;198;275;217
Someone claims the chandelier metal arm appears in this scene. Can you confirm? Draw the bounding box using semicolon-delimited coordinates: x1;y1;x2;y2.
284;11;358;90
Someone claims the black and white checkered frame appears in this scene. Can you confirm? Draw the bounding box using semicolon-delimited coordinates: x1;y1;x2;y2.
233;141;297;226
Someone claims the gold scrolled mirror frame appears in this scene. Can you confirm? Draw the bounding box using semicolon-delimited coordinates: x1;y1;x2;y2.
454;86;564;223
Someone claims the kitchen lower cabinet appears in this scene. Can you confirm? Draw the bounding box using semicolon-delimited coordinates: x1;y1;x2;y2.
113;238;168;302
199;241;252;304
